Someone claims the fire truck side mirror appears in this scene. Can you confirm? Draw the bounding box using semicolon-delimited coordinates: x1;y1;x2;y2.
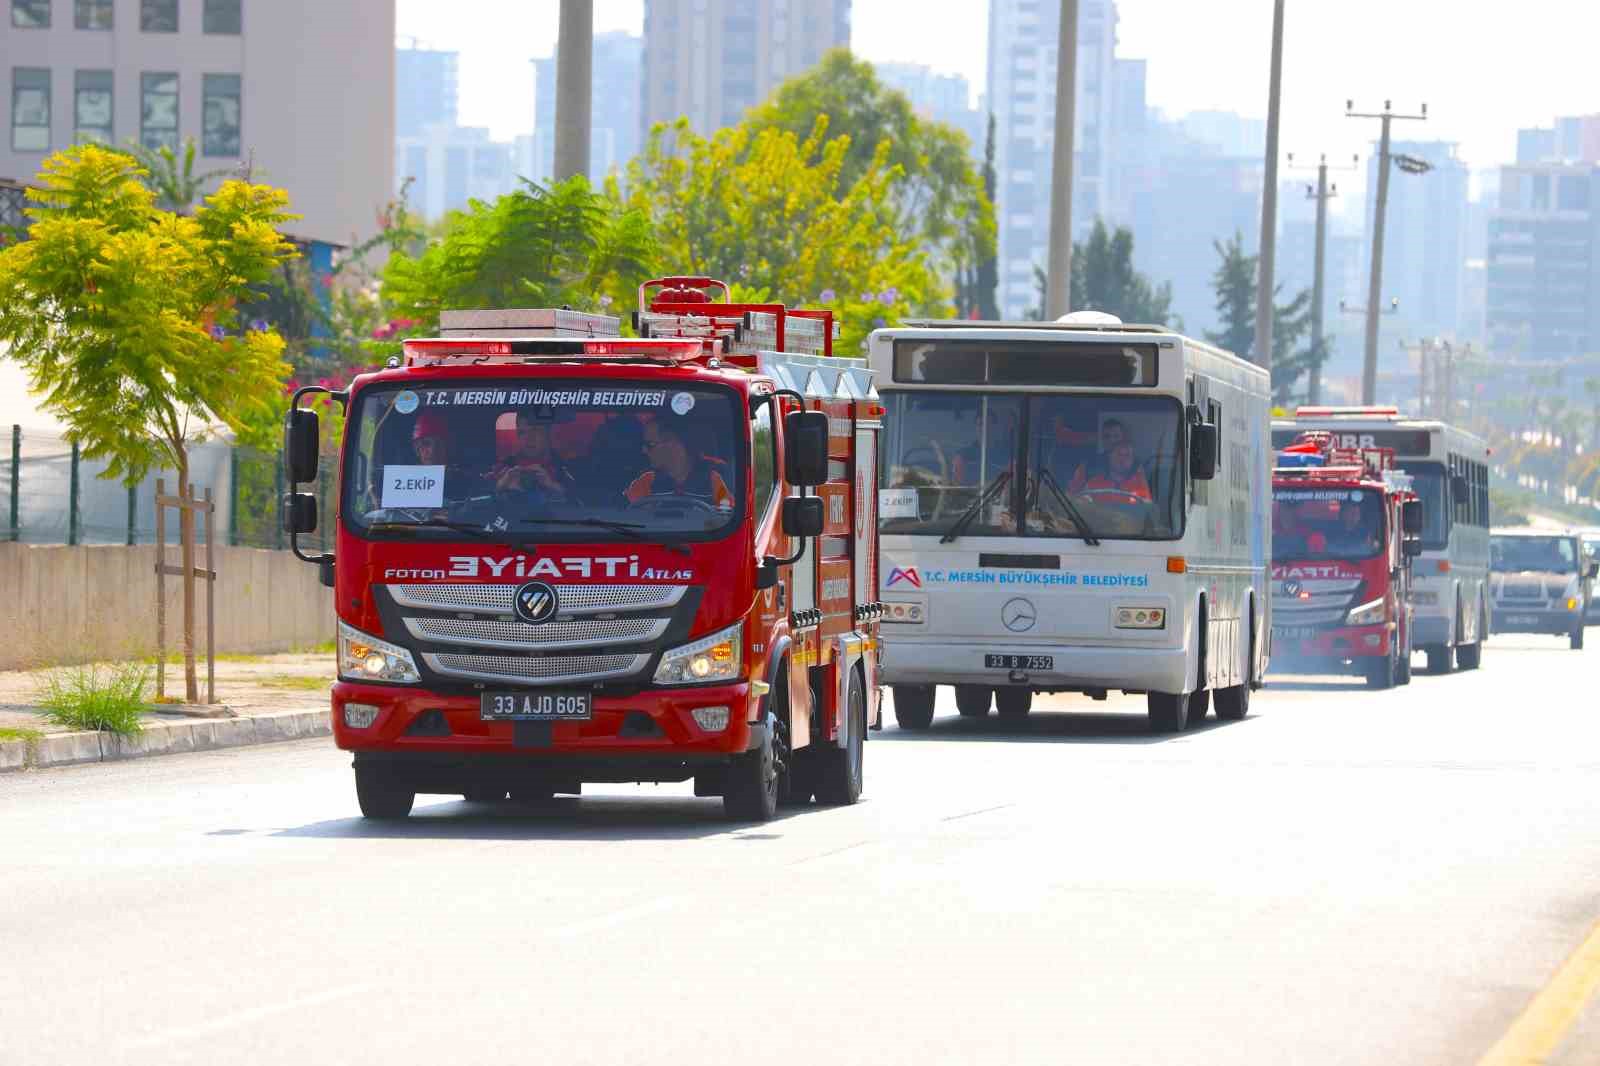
284;408;320;484
1450;473;1469;504
781;496;825;539
784;411;829;487
1189;423;1218;481
1403;536;1423;558
1402;499;1424;535
281;492;317;535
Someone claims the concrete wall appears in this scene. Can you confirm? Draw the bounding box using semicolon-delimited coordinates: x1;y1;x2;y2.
0;543;331;670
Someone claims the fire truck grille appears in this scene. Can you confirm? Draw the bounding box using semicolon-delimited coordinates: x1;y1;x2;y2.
1271;578;1362;627
387;583;687;616
404;616;667;651
421;652;649;685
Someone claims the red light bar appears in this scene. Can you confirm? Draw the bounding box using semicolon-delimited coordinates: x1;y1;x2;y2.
402;337;707;362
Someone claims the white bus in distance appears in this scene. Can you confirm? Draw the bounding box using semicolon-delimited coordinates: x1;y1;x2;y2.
1271;408;1490;672
871;313;1272;734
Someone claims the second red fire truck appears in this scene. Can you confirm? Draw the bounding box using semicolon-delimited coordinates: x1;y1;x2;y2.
1268;431;1424;689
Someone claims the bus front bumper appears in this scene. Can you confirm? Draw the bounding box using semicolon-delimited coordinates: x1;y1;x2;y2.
881;638;1188;694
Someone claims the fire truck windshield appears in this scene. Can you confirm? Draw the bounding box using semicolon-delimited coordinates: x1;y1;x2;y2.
343;380;744;542
1272;487;1385;561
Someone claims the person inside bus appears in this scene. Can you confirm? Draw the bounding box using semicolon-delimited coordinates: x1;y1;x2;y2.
489;407;578;503
626;418;735;511
1069;422;1153;502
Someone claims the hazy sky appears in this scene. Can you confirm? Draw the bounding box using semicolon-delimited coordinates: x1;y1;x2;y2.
398;0;1600;182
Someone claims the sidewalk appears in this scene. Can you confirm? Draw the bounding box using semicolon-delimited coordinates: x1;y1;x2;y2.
0;651;335;772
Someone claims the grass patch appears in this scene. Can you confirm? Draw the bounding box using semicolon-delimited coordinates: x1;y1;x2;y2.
0;726;43;743
292;639;337;655
35;660;151;735
145;651;269;666
257;674;332;691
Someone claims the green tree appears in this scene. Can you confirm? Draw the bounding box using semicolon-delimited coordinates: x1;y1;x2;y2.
117;139;236;213
0;145;296;701
1070;219;1175;326
955;114;1000;319
744;50;995;313
1205;231;1318;404
621;116;943;353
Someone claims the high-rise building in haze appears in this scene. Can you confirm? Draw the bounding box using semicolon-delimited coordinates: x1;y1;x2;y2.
1;0;394;241
1360;140;1468;345
1486;162;1600;357
986;0;1119;318
395;125;517;220
639;0;850;141
396;41;458;139
531;30;643;183
874;62;982;159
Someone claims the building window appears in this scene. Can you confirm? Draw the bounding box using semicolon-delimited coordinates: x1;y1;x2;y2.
140;72;179;150
74;0;111;28
202;0;240;34
74;69;113;143
12;0;50;27
140;0;176;31
12;68;50;151
202;73;240;156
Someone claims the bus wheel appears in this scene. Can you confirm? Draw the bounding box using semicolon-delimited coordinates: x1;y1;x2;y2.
1571;625;1585;651
893;685;936;730
1147;691;1189;734
1425;646;1452;674
815;668;866;806
1456;640;1482;669
995;688;1033;718
355;765;415;820
955;685;993;718
1188;688;1211;723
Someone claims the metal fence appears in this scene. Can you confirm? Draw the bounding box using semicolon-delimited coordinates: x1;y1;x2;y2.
5;425;336;553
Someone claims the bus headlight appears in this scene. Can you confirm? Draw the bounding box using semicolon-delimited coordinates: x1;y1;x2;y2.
653;622;743;686
1346;598;1387;627
1115;606;1166;629
338;620;421;683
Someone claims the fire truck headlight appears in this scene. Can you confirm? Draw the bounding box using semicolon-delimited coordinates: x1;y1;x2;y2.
654;622;743;686
338;620;421;684
1345;598;1387;627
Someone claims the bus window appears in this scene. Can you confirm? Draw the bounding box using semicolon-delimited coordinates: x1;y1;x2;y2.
1027;395;1184;539
1404;463;1450;549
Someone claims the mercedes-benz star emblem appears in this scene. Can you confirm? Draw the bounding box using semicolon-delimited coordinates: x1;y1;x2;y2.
514;581;559;625
1282;580;1302;598
1001;597;1037;633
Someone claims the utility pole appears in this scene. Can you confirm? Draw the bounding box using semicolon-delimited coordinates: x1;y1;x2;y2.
1254;0;1287;370
1347;100;1427;404
1045;0;1079;319
1288;153;1358;405
553;0;593;183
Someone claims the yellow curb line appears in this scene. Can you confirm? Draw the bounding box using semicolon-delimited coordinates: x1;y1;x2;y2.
1480;917;1600;1065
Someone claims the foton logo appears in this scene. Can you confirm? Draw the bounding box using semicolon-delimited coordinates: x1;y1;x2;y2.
886;566;921;589
447;555;694;581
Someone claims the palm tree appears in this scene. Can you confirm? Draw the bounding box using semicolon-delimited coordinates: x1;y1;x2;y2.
118;139;237;213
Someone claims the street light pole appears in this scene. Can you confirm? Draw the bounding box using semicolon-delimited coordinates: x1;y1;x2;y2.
1045;0;1079;319
553;0;593;183
1348;100;1427;404
1254;0;1286;370
1288;153;1358;405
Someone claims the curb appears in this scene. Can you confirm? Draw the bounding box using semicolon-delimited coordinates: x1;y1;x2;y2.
0;708;331;773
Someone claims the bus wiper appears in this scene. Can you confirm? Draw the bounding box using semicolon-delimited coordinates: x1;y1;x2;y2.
1034;468;1101;547
520;517;692;557
940;470;1012;544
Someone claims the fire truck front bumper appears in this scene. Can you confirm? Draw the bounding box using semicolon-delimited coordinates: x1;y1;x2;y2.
331;680;765;784
1267;623;1393;672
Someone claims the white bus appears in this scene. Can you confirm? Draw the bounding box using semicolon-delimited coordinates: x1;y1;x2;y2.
870;316;1272;733
1271;408;1490;671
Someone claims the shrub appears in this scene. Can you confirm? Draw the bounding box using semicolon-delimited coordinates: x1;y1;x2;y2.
35;660;151;735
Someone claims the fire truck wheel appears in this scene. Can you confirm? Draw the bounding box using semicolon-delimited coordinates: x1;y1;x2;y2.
893;685;936;730
815;668;866;806
1396;646;1413;685
724;724;779;821
995;687;1033;717
955;685;993;717
1571;625;1585;651
1147;691;1188;734
354;766;415;820
1424;646;1452;674
1366;650;1397;690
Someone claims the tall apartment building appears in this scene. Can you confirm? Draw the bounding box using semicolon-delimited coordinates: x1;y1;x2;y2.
531;30;643;183
1359;140;1468;345
1486;162;1600;357
986;0;1119;318
395;124;517;220
395;41;458;139
874;61;982;159
1517;114;1600;166
3;0;394;242
639;0;849;141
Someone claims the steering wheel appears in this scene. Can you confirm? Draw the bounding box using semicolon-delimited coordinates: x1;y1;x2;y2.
631;493;721;515
1078;488;1149;507
897;442;952;522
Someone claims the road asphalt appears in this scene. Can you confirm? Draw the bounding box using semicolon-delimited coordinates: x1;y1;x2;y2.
1;633;1598;1065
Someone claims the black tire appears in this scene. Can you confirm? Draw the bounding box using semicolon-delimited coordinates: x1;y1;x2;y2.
774;672;814;807
994;687;1033;718
1216;608;1255;721
1425;646;1452;674
1147;691;1189;734
1456;640;1482;669
1188;688;1211;723
1396;644;1413;685
1366;650;1396;690
955;685;993;718
814;669;866;806
1571;625;1585;651
355;765;414;820
723;724;779;822
462;784;507;803
893;685;936;730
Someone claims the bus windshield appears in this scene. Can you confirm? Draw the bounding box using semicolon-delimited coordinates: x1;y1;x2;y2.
879;392;1185;540
342;380;744;543
1272;488;1385;561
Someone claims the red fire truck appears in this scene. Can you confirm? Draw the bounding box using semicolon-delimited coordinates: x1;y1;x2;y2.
281;278;884;821
1268;431;1424;689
